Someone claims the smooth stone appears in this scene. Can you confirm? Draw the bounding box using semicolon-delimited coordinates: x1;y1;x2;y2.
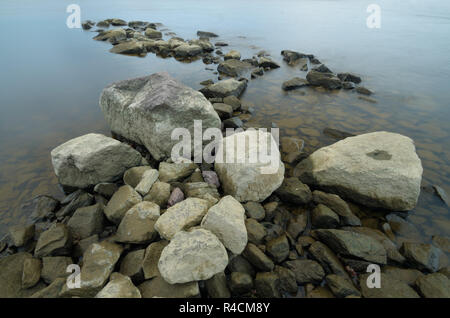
306;71;342;89
199;78;247;98
22;257;42;289
359;273;419;298
104;185;142;224
228;255;256;277
224;50;241;60
143;181;171;207
205;272;231;298
282;77;309;91
244;201;266;221
217;59;252;77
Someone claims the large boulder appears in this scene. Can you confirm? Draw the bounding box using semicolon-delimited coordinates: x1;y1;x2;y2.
306;71;342;89
215;130;285;202
99;72;221;160
294;132;423;211
201;195;247;254
51;133;142;188
200;78;247;98
158;229;228;284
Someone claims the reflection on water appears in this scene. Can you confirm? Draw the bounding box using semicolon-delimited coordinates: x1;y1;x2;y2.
0;0;449;240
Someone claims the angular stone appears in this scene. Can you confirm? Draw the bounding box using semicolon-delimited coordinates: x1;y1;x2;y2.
312;190;361;226
228;255;256;278
51;133;142;188
158;229;228;284
94;183;118;199
326;274;360;298
382;266;424;286
284;260;325;284
266;235;289;263
201;195;247;254
242;243;274;272
144;27;162;39
22;257;42;289
245;218;267;245
9;224;35;247
201;170;220;188
110;40;145;55
275;177;312;205
104;185;142;224
67;203;104;240
123;166;152;188
159;161;197;183
41;256;72;284
35;224;72;258
254;272;281;297
174;44;202;58
95;273;141;298
400;242;441;272
93;28;127;42
218;59;252;77
138;276;199;298
258;57;280;69
415;273;450;298
155;198;209;240
119;249;145;282
30;277;66;298
135;169;159;196
359;273;420;298
308;241;349;278
229;272;253;295
199;78;247;98
223;95;241;111
143;181;171;207
311;204;340;229
306;71;342;89
274;265;298;294
213;103;233;119
205;272;231;298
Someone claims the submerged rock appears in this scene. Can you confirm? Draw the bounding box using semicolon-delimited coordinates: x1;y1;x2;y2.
281;50;313;66
282;77;309;91
295;132;423;211
158;229;228;284
200;78;247;98
197;30;219;38
306;70;342;89
217;59;252;77
100;72;221;160
224;50;241;60
400;242;441;272
215;130;285;202
51;133;142;188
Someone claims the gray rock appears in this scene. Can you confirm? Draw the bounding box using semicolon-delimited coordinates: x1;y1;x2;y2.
135;169;159;196
224;50;241;60
155;198;209;240
229;272;253;295
119;249;145;282
311;204;340;229
158;229;228;284
281;50;313;66
274;265;298;294
215;130;285;202
95;273;141;298
201;195;247;254
282;77;309;91
326;274;360;298
228;255;256;277
197;31;218;38
314;229;387;264
258;57;280;69
306;70;342;89
142;240;169;279
254;272;281;297
41;256;72;284
94;183;118;199
57;190;94;218
138;276;200;298
400;242;441;272
51;133;142;188
312;190;361;226
174;44;203;58
242;243;274;272
60;241;123;297
123;166;152;188
415;273;450;298
284;260;325;284
67;203;104;240
28;195;59;222
144;27;162;39
143;181;171;207
382;266;424;286
223;95;241;111
34;224;72;258
217;59;252;77
275;177;312;205
308;241;352;278
312;64;332;73
244;202;265;221
9;224;34;247
100;72;221;160
359;273;419;298
213;103;233;119
199;78;247;98
266;235;290;263
93;28;127;42
22;257;42;289
337;73;362;84
245;218;267;245
110;40;145;55
159;161;197;183
104;185;142;224
205;272;231;298
115;201;160;244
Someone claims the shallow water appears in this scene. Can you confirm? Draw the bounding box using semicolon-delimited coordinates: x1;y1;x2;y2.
0;0;449;240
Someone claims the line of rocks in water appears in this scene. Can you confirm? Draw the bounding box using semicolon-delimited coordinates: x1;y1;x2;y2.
1;22;449;299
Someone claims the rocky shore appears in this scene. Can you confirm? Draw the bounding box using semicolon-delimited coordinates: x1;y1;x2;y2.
0;19;449;299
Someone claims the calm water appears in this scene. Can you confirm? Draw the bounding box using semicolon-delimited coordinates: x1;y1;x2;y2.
0;0;449;239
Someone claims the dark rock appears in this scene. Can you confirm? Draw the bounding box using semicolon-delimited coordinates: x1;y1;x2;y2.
313;64;332;73
34;224;72;258
138;276;199;298
326;274;360;298
142;240;169;280
22;257;42;289
244;202;266;221
245;218;267;245
284;260;325;284
199;78;247;98
286;212;308;240
275;177;312;205
94;183;118;199
27;195;60;222
110;18;127;26
312;190;361;226
311;204;340;229
415;273;450;298
215;41;228;47
356;86;373;96
306;71;342;89
281;50;313;66
213;103;233;119
266;235;289;263
57;191;94;218
41;256;72;284
205;272;231;298
197;31;218;38
228;255;256;277
308;241;349;278
223;117;244;129
254;272;281;297
258;57;280;69
323;128;355;140
67;203;104;240
222;95;241;111
30;277;66;298
82;20;95;30
337;73;362;84
382;266;424;286
400;242;441;272
342;82;356;89
229;272;253;295
262;222;284;242
72;234;99;258
217;59;252;77
120;249;145;283
274;265;297;294
359;273;419;298
282;77;309;91
242;243;274;272
9;224;35;247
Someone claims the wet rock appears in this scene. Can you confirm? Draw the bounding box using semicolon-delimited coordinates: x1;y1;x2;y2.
215;130;285;202
119;249;145;282
67;203;104;240
224;50;241;60
312;64;332;73
189;39;214;52
286;212;308;239
337;73;362;84
229;272;253;295
144;27;162;39
280;50;313;66
282;77;309;91
306;70;342;89
213;103;233;119
323;128;355;140
104;185;142;224
41;256;72;284
110;18;127;26
432;235;450;253
254;272;281;297
382;266;424;286
200;79;214;86
342;82;356;89
22;257;42;289
314;229;387;264
245;219;267;245
215;41;228;46
9;224;35;247
311;204;340;229
258;57;280;69
51;133;142;188
58;191;94;218
223;95;241;111
174;44;203;58
143;181;171;207
73;234;99;258
326;274;360;298
94;183;118;199
223;116;244;128
115;201;160;244
197;30;218;38
138;276;200;298
244;202;265;221
251;67;264;78
274;265;297;294
308;241;349;278
128;21;149;29
201;195;247;254
34;224;72;258
155;198;209;240
242;243;274;272
275;177;312;205
416;273;450;298
284;259;325;284
100;72;220;160
205;272;231;298
28;195;60;222
96;20;110;28
110;40;145;54
158;229;228;284
135;169;159;196
356;86;373;96
159;161;198;183
199;78;247;98
266;235;289;263
296;132;423;211
82;20;95;30
360;273;419;298
217;59;252;77
60;241;123;297
123;166;152;188
433;185;450;207
400;242;441;272
93;28;127;42
95;272;141;298
386;214;422;241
